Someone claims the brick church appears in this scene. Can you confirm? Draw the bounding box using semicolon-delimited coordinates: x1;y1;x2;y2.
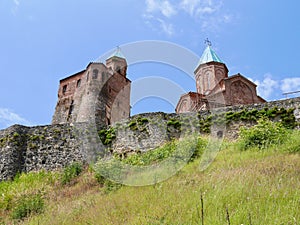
52;43;265;127
175;42;265;113
52;47;131;127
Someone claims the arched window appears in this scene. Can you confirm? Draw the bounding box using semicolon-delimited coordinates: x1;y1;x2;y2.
76;79;81;88
92;69;98;79
62;85;67;94
206;73;210;90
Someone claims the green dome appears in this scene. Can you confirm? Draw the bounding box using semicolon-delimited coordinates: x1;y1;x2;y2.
198;45;223;65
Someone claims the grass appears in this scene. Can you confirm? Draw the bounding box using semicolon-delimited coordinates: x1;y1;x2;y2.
1;129;300;224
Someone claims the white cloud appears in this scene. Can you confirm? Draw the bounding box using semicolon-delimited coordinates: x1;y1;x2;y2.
250;75;300;100
180;0;201;16
145;0;177;18
253;74;279;100
157;18;174;36
0;108;31;129
280;77;300;93
14;0;20;6
11;0;21;15
143;0;233;36
180;0;222;17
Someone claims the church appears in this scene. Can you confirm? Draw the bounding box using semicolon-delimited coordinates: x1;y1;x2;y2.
52;47;131;128
52;43;265;128
176;42;265;113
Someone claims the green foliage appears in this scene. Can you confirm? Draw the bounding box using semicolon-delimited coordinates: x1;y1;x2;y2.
102;180;123;194
282;130;300;153
94;159;123;193
137;117;149;125
198;107;296;133
11;193;44;220
53;129;61;134
28;142;38;149
61;162;83;185
127;121;137;130
127;117;149;132
113;136;207;167
189;137;208;162
13;132;20;138
94;135;207;193
122;141;177;166
167;118;181;129
98;127;116;145
0;171;58;223
238;118;288;150
199;118;211;133
0;193;13;211
0;136;8;147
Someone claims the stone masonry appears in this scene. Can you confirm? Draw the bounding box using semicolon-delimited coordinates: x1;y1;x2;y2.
1;97;300;181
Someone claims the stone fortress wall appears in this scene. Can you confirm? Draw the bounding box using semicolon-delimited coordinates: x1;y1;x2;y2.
1;97;300;181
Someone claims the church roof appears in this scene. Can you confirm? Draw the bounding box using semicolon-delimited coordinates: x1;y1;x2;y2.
108;46;125;59
197;45;223;65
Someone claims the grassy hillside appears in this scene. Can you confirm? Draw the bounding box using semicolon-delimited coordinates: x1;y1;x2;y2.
1;121;300;224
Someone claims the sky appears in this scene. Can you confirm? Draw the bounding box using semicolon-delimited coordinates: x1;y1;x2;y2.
1;0;300;129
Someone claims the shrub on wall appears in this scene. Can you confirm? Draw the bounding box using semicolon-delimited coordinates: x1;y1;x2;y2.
238;118;288;150
98;127;116;145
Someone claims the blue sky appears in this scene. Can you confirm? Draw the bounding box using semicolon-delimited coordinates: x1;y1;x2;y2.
1;0;300;129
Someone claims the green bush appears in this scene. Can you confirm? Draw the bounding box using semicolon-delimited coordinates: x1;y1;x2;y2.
98;127;116;145
122;141;176;166
0;193;13;211
238;118;288;150
11;193;44;220
167;119;181;129
108;136;207;167
61;162;83;185
189;137;208;162
283;130;300;153
94;159;123;193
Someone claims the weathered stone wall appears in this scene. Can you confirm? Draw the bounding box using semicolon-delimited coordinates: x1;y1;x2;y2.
1;97;300;181
109;97;300;153
217;97;300;138
0;123;104;181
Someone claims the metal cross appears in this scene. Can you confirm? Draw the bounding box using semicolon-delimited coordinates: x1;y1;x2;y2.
204;38;212;46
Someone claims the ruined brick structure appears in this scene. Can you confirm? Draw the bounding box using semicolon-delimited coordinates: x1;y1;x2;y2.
52;48;131;127
176;43;265;113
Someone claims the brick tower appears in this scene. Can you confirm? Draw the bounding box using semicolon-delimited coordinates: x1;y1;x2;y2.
52;47;131;127
194;43;228;95
176;41;265;113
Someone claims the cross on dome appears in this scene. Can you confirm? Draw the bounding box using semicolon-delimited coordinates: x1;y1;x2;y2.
204;38;212;47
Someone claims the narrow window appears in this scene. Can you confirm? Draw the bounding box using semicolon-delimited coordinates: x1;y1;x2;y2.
62;85;67;94
68;100;74;117
92;69;98;79
116;66;121;73
102;72;105;82
76;79;81;88
86;72;89;81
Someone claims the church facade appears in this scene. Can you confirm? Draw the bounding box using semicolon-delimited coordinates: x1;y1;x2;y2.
176;44;265;113
52;48;131;127
52;44;265;127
